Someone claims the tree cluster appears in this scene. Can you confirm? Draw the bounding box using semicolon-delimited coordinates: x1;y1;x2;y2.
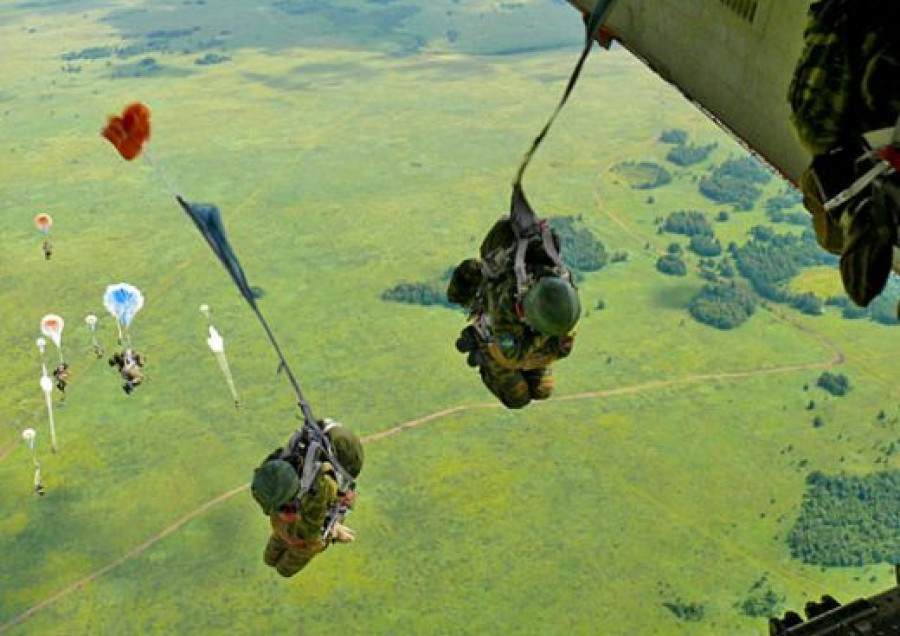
656;254;687;276
663;210;713;237
816;371;850;396
610;161;672;190
382;282;454;308
689;234;722;257
666;142;717;167
658;129;688;144
766;188;808;225
661;600;705;622
688;282;756;329
828;294;899;325
787;470;900;567
548;216;608;272
699;157;772;210
733;229;831;313
195;53;231;66
737;576;784;618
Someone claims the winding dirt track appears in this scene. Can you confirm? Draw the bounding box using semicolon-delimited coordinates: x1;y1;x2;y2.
0;355;845;633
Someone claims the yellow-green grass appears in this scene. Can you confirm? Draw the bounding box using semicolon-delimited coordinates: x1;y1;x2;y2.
1;4;898;636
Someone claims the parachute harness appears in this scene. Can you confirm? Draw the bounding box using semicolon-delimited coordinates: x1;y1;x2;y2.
469;0;612;342
824;117;900;243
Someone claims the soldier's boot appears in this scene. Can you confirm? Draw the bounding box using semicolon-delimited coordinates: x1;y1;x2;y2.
480;365;531;409
523;367;554;401
264;534;288;568
803;139;900;309
839;188;897;306
455;326;485;368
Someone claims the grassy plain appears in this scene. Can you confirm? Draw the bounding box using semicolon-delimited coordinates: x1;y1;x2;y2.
1;1;898;635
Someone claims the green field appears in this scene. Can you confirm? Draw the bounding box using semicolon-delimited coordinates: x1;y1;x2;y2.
1;2;898;635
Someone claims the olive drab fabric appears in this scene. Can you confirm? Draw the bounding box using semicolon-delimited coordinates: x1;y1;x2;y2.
839;179;899;306
790;0;900;307
262;463;340;577
522;277;581;337
789;0;900;155
251;460;301;515
447;217;578;408
326;424;364;480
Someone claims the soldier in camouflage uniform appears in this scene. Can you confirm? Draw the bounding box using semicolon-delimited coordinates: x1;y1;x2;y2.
448;217;581;409
789;0;900;306
251;420;364;578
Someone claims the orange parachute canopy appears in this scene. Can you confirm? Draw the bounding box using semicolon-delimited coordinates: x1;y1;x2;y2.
102;103;151;161
34;213;52;234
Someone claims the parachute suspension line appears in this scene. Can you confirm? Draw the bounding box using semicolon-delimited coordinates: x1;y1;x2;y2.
512;0;616;190
142;148;183;199
246;302;315;426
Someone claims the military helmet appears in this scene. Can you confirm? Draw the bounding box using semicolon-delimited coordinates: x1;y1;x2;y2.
251;459;300;515
325;422;365;479
522;276;581;337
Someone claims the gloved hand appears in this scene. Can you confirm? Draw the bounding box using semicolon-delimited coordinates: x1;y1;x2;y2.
331;523;357;544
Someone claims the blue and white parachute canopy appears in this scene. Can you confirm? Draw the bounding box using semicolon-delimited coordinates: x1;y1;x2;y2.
103;283;144;328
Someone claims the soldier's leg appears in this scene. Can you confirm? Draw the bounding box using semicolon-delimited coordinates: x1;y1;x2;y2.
479;357;530;409
274;548;315;578
263;533;288;568
523;366;554;401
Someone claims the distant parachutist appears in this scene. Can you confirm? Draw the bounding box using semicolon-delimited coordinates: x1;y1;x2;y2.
40;314;68;404
103;283;146;394
109;349;145;395
52;362;70;402
85;314;104;358
34;213;53;260
22;429;45;496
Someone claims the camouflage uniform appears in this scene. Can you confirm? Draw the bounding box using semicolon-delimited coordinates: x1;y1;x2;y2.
263;462;339;578
448;219;575;409
789;0;900;304
789;0;900;156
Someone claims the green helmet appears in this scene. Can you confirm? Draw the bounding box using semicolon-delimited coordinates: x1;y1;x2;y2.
326;423;365;479
251;460;300;515
522;276;581;337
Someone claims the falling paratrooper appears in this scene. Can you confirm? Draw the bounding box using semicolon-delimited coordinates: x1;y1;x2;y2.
35;338;59;453
103;283;146;395
103;102;363;578
34;213;53;261
21;428;45;496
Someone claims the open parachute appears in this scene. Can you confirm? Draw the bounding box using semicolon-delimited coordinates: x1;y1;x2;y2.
103;283;144;345
34;214;52;235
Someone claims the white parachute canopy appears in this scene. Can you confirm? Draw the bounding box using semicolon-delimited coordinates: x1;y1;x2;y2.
22;428;36;448
85;314;98;331
206;326;225;353
39;374;57;452
40;314;64;350
204;324;239;407
36;337;46;356
103;283;144;328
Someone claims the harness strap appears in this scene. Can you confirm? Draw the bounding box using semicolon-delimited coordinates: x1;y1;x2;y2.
824;119;900;213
